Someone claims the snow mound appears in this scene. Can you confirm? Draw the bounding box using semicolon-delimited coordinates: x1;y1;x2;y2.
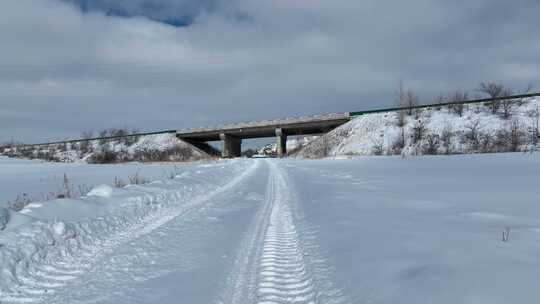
87;184;114;197
129;133;199;154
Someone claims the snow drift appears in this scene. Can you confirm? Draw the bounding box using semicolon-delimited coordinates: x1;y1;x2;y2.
0;159;255;297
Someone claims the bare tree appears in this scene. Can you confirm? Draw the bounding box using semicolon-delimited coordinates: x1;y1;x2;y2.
527;106;539;146
465;118;482;151
448;91;468;117
478;82;509;114
396;82;418;116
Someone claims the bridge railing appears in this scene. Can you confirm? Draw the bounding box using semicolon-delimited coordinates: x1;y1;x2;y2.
1;129;177;150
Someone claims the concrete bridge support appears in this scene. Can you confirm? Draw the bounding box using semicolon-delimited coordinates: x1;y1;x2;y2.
220;133;242;158
276;128;287;158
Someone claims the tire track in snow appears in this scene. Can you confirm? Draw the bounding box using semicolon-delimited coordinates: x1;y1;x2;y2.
0;161;259;304
220;160;318;304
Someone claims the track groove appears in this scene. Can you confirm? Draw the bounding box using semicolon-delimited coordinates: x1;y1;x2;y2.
220;160;320;304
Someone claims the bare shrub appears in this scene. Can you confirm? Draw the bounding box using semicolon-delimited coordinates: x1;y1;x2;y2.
79;131;94;154
440;124;454;154
8;193;32;212
129;172;149;185
411;119;426;145
77;184;92;197
502;226;511;242
165;166;181;179
113;177;127;188
89;147;118;164
479;132;494;153
465;119;481;151
370;136;384;155
422;133;440;155
527;106;539;145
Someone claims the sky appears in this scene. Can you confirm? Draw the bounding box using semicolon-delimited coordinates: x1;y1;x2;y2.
1;0;540;143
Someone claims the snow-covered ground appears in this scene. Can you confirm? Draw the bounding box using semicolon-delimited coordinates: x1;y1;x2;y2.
1;153;540;303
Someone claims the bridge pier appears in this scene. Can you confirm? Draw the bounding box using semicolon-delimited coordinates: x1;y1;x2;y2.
276;128;287;158
219;133;242;158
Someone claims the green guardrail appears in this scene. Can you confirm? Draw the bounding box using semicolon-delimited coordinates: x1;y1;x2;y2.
4;129;178;149
349;92;540;117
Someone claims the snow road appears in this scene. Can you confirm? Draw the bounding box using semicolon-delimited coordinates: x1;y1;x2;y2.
2;154;540;303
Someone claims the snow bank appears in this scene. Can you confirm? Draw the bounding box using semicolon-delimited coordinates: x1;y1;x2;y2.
298;98;540;157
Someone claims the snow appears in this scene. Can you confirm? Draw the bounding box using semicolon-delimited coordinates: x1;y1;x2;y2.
298;97;540;157
87;185;114;197
2;133;210;163
0;156;225;210
1;153;540;303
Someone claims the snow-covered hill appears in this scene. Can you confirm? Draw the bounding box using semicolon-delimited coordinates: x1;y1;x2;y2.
1;133;213;163
298;98;540;158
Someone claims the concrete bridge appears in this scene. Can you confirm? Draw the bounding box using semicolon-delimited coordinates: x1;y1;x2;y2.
176;113;351;158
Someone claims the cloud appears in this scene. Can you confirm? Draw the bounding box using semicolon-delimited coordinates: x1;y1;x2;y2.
60;0;235;25
1;0;539;143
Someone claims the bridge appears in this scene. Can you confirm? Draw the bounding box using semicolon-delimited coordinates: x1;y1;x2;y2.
5;92;539;159
176;113;351;158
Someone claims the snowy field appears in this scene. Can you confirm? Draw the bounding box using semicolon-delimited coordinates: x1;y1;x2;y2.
0;156;219;208
1;153;540;303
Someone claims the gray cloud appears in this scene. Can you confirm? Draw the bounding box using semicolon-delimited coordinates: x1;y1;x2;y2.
1;0;540;144
60;0;234;25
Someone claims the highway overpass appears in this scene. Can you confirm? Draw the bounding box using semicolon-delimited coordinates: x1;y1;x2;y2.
176;113;351;158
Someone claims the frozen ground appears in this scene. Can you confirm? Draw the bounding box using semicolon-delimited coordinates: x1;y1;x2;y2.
1;153;540;303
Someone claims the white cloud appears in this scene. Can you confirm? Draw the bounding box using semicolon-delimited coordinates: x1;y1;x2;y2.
1;0;539;143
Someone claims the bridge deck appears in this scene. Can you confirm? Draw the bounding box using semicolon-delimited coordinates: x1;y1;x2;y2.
176;113;350;141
